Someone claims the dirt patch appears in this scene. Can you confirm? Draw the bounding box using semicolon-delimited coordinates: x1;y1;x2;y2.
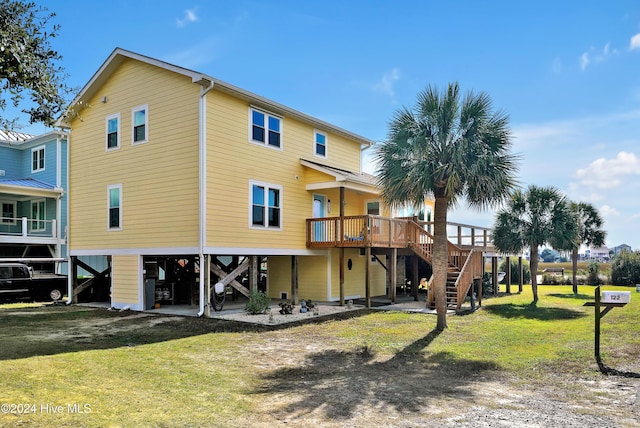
2;304;638;427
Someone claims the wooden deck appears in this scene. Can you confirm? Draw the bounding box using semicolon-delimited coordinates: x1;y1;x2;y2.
306;215;491;310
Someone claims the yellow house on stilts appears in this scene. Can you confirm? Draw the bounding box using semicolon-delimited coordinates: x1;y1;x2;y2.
60;48;493;316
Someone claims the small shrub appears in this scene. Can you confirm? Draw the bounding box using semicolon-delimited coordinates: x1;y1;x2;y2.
245;291;271;315
482;272;493;296
586;261;603;286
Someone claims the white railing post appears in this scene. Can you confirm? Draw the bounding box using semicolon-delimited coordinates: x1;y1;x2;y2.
22;217;28;237
52;219;57;238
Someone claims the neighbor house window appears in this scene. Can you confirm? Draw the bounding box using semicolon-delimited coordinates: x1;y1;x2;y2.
1;201;16;224
132;104;148;144
31;145;45;172
250;181;282;229
106;113;120;150
31;199;46;231
250;108;281;149
314;131;327;157
108;184;122;230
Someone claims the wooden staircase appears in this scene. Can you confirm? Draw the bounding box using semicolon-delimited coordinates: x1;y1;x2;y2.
404;219;479;310
445;267;461;310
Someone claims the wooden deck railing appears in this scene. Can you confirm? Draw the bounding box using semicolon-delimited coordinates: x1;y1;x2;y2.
306;215;412;248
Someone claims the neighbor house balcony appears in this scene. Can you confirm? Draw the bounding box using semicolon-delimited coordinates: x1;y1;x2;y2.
0;217;62;245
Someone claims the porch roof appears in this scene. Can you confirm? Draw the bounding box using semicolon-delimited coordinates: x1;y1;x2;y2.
300;159;379;194
0;178;63;198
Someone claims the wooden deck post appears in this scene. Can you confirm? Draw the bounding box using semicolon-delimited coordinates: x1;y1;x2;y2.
291;255;299;304
505;256;511;294
518;256;523;293
250;256;258;293
365;246;371;308
391;248;397;303
412;254;419;302
339;248;345;306
492;256;498;295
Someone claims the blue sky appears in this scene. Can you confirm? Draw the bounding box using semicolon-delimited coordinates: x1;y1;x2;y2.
19;1;640;249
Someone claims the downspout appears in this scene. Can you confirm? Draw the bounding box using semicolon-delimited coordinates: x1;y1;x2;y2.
63;130;73;305
55;135;63;274
197;79;215;317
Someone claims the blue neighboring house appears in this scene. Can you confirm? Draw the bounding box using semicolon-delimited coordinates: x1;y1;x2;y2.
0;129;68;274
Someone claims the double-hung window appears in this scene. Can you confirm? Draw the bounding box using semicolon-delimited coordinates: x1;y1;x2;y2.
314;130;327;157
250;181;282;229
1;201;16;224
31;199;46;231
31;145;45;172
106;113;120;150
250;108;281;149
108;184;122;230
132;105;148;144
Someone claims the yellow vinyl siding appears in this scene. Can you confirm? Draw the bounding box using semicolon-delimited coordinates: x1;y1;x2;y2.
332;248;386;298
205;91;365;250
111;255;140;304
268;255;329;301
298;256;329;301
69;59;200;251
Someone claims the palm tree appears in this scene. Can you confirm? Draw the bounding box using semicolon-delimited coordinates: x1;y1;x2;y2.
568;202;606;294
493;185;579;304
375;82;519;330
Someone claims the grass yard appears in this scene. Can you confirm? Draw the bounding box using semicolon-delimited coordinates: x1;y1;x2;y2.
0;285;638;427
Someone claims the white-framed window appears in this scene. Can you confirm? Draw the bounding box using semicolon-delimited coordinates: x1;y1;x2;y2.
132;104;148;144
30;199;46;231
108;184;122;230
250;108;282;149
31;145;45;172
1;201;17;224
366;200;380;215
314;130;327;157
249;181;282;229
106;113;121;150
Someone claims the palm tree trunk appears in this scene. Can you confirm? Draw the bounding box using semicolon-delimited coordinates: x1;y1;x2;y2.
530;246;539;305
433;196;448;330
572;248;578;295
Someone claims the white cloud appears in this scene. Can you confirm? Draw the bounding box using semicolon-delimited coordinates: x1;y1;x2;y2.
177;8;198;28
579;52;590;70
551;57;562;73
579;43;620;70
372;68;400;97
630;33;640;50
573;151;640;190
600;205;620;217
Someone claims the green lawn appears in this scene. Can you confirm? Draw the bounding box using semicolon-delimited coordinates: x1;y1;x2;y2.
0;285;638;426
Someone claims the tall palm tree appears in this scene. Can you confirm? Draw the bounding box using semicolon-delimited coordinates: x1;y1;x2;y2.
375;82;518;330
493;185;579;304
568;202;606;294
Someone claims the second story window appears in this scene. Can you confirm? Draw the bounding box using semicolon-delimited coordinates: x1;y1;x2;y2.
108;184;122;230
132;105;148;144
31;145;45;172
250;108;281;149
106;113;120;150
314;131;327;157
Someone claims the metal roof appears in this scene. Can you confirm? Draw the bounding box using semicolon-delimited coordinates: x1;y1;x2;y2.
0;130;35;144
0;178;58;190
